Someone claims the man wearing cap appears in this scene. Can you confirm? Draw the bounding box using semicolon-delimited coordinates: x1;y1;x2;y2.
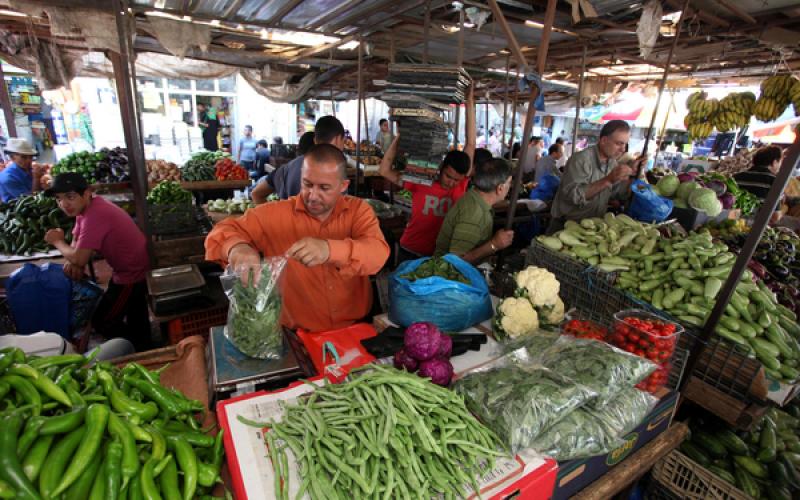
44;173;152;351
0;138;43;202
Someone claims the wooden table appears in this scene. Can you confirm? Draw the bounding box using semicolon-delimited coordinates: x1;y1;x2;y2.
571;422;689;499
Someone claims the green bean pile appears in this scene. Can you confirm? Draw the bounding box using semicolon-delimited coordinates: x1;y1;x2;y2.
0;347;225;500
255;365;507;500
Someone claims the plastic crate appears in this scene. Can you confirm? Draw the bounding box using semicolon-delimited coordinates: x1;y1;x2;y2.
651;450;750;500
167;306;228;344
149;204;212;238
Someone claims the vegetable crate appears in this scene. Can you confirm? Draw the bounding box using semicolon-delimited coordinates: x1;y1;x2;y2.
650;450;750;500
166;305;228;344
527;240;764;405
148;204;212;238
525;241;689;392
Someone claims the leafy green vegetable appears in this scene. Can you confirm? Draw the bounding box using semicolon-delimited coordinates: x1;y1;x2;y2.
400;256;470;284
146;181;192;205
536;336;657;407
588;387;658;437
453;349;597;453
222;260;286;359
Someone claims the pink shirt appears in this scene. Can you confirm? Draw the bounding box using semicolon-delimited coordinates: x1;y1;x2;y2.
73;196;149;284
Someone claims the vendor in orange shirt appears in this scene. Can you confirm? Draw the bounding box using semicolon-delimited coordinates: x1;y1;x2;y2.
205;144;390;332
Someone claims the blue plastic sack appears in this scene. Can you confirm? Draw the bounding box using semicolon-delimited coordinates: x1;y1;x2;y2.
388;254;492;332
530;175;561;201
628;180;674;223
7;263;71;338
71;280;103;336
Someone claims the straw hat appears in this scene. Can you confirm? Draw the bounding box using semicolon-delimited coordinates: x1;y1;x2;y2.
5;138;36;156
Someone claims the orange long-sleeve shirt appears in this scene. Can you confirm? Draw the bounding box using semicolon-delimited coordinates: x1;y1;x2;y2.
205;195;390;332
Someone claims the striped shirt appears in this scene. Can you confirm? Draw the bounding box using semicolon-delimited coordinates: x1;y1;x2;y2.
434;188;493;257
734;165;775;201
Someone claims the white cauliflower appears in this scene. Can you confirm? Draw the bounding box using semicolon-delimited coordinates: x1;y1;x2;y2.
515;266;561;307
494;297;539;340
537;296;565;326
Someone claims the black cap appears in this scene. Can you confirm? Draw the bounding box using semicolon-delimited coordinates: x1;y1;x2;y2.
45;173;89;196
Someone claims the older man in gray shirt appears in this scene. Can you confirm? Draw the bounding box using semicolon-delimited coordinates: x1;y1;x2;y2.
548;120;640;233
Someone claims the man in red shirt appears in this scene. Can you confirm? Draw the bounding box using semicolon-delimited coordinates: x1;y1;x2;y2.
379;86;476;262
44;173;152;351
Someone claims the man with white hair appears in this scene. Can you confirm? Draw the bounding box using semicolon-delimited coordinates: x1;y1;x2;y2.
0;138;42;202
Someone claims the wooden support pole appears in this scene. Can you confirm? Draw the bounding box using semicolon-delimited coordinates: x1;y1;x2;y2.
363;97;370;146
509;90;518;153
640;0;690;164
355;39;363;196
571;45;587;153
501;54;510;151
111;0;153;259
505;0;557;231
485;94;490;147
389;31;396;64
423;0;431;64
0;63;15;137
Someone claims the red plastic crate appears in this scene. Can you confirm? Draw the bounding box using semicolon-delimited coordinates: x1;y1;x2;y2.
166;306;227;344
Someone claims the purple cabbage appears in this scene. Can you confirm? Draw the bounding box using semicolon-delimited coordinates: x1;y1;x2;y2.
677;172;697;183
719;192;736;210
437;334;453;359
706;180;727;197
417;358;454;386
393;349;419;372
404;322;442;361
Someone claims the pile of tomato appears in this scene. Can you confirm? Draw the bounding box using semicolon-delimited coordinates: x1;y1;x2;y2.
215;158;248;181
608;314;681;393
562;319;608;341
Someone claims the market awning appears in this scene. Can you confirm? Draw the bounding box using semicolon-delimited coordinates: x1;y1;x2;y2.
751;115;800;144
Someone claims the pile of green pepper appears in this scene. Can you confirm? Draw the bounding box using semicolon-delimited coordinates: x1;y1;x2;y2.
0;347;226;500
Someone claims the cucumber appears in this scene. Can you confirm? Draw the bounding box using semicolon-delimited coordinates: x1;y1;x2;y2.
768;460;790;487
765;487;791;500
719;315;741;332
734;464;761;499
716;429;749;455
759;421;777;464
734;455;769;479
681;442;712;467
766;325;795;359
779;364;800;381
779;454;800;489
694;431;728;458
708;464;736;485
738;322;758;339
778;315;800;338
776;304;797;322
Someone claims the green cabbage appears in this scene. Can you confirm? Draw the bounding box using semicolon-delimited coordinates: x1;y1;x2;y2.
675;181;699;201
655;175;680;198
688;187;723;217
673;198;688;209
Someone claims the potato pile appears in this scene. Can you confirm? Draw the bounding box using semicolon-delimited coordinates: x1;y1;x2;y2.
146;160;181;183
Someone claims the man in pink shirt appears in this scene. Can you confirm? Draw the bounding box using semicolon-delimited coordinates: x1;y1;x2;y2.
44;173;152;350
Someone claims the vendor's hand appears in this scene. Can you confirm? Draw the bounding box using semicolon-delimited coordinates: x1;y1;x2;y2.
44;228;65;246
287;237;330;267
228;243;262;285
607;164;634;184
32;163;45;178
492;229;514;251
63;262;85;281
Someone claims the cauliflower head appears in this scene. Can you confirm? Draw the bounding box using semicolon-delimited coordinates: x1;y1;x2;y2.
515;266;561;307
496;297;539;339
537;296;565;326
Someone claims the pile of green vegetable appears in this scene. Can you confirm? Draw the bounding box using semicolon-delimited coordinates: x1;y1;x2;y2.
681;406;800;500
207;198;254;214
453;348;598;453
400;256;469;284
0;347;224;500
223;262;285;359
181;151;229;182
51;148;129;184
0;192;73;255
147;181;193;205
251;365;507;499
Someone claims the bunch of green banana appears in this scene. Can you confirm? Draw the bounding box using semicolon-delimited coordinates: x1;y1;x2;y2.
687;121;714;140
754;74;797;122
711;93;755;132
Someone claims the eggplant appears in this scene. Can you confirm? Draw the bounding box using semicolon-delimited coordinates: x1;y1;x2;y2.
772;265;791;280
749;260;769;279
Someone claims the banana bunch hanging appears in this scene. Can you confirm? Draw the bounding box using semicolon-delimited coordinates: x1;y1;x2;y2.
712;92;756;132
754;74;797;122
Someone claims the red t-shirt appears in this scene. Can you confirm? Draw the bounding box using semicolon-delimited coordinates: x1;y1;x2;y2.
399;178;469;256
73;196;150;284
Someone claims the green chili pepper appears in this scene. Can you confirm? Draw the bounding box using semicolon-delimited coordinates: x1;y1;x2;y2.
109;412;139;489
65;443;103;500
39;405;86;435
196;460;220;487
158;455;181;500
105;439;123;500
0;414;41;500
17;416;44;457
139;458;162;500
52;403;109;496
22;434;54;482
124;377;185;415
111;387;159;421
29;354;87;371
1;375;41;416
168;436;197;500
7;364;72;408
128;472;143;500
0;479;15;499
0;381;9;400
39;426;86;499
213;428;224;468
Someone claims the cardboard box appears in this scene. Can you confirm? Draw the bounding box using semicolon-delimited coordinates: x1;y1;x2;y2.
766;376;800;406
218;377;558;500
551;390;679;500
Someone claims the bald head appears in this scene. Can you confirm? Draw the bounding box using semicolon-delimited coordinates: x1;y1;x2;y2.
304;143;347;180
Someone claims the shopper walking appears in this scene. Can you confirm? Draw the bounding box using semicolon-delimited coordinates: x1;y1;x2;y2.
238;125;259;175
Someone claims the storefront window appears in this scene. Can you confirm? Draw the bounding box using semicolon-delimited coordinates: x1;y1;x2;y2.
168;79;191;90
168;93;195;125
196;79;215;91
137;76;163;89
218;76;236;93
138;89;165;114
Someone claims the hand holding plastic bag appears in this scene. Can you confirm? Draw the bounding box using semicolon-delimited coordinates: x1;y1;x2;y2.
452;348;597;453
221;256;287;359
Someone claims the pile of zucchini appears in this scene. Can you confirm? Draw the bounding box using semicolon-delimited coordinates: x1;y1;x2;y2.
0;193;73;256
681;405;800;499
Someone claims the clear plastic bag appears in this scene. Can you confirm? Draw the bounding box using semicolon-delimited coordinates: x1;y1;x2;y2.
220;257;288;359
536;336;657;408
499;328;561;355
531;387;658;461
452;348;597;454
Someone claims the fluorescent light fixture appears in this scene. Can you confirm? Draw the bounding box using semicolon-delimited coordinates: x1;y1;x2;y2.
236;24;244;30
442;24;460;33
210;19;220;26
340;40;360;50
183;15;192;22
525;19;578;36
525;20;545;29
0;9;27;17
463;22;475;28
154;0;166;8
145;10;183;21
486;67;578;88
262;29;341;47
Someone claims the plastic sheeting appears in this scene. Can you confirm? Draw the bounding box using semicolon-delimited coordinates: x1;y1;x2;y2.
637;0;662;59
144;15;212;58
